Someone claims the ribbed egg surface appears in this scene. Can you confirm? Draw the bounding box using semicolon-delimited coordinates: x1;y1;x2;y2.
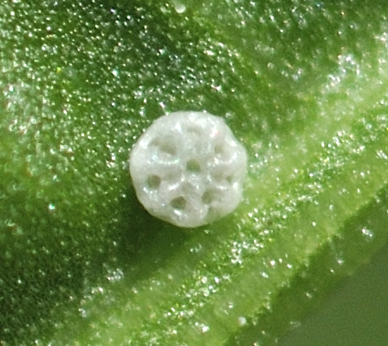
129;111;247;228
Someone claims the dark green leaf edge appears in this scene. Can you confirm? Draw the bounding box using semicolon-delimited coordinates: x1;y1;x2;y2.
227;184;388;345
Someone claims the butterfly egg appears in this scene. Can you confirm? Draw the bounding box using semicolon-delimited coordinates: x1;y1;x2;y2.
129;111;247;228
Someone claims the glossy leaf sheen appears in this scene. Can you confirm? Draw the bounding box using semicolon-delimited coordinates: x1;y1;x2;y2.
0;1;388;345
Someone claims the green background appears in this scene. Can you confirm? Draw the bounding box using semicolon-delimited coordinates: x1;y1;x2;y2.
280;238;388;346
1;1;387;345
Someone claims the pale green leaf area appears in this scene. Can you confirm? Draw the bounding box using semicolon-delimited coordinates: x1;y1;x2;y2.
0;1;388;345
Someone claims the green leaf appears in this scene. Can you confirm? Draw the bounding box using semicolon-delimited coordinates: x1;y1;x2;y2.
1;1;388;345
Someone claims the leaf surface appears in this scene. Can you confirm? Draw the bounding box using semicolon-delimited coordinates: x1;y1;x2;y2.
1;1;388;345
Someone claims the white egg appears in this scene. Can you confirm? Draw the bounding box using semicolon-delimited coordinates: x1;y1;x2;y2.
129;111;247;228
